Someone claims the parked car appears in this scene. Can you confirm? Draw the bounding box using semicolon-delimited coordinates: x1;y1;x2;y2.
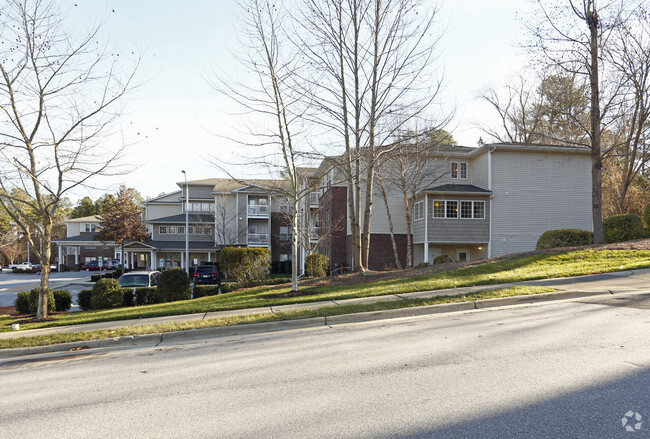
118;271;160;289
11;262;35;272
80;260;101;271
101;260;117;270
193;265;221;285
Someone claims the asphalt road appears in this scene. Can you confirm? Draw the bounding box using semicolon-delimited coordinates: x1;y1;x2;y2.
1;297;649;438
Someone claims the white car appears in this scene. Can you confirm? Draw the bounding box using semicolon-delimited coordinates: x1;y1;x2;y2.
118;271;160;289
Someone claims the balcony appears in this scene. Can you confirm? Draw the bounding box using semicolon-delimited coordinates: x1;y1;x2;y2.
309;227;319;243
309;192;319;208
248;204;269;217
248;233;269;246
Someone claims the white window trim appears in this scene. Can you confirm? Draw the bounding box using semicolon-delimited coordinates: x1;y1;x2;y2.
414;201;424;221
432;199;486;219
450;162;468;180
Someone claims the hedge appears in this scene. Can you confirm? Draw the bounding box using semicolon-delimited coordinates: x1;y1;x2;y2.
536;229;594;250
193;285;222;298
91;278;124;310
15;288;56;314
305;254;328;278
433;255;453;264
157;268;191;302
603;214;645;243
78;289;93;311
135;287;159;306
220;247;270;287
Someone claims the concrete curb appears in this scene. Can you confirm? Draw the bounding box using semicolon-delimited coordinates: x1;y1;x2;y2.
0;288;630;359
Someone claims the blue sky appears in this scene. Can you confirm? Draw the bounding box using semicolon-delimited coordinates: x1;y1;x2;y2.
64;0;532;200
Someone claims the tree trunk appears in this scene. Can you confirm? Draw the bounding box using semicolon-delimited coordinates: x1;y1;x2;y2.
377;171;401;269
588;3;605;244
36;223;53;319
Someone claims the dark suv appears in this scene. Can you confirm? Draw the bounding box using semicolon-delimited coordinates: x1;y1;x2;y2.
193;265;221;285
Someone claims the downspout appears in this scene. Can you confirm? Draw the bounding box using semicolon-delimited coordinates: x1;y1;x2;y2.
488;146;496;258
424;193;429;263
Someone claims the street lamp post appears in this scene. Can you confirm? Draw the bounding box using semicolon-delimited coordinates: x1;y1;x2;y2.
182;170;189;276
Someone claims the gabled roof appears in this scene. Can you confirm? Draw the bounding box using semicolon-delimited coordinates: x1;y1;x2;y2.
65;215;100;223
53;232;116;245
147;213;215;224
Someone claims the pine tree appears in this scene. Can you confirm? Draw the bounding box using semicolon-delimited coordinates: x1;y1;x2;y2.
95;186;149;269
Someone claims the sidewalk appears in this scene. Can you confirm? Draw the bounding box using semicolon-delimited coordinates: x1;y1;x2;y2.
2;269;650;354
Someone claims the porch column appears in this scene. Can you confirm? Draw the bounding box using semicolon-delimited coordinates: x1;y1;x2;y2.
208;252;211;263
74;247;79;265
150;250;155;270
58;245;63;271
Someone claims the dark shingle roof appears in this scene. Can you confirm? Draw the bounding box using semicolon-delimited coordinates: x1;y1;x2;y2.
147;213;215;224
421;184;491;194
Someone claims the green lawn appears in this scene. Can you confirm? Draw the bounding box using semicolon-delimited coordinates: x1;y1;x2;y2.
2;248;650;334
0;285;556;349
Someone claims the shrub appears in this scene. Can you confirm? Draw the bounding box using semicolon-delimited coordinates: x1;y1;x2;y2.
644;203;650;229
220;282;239;293
603;214;645;243
122;289;135;307
536;229;594;250
135;287;159;306
78;289;93;311
193;284;222;298
53;290;72;312
220;247;270;287
16;288;56;314
15;291;30;314
91;278;124;310
433;255;453;264
157;268;191;302
305;253;328;278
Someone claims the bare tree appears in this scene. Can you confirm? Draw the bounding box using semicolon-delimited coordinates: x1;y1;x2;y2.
376;128;454;268
0;0;138;318
297;0;447;271
606;11;650;214
526;0;645;244
211;0;313;292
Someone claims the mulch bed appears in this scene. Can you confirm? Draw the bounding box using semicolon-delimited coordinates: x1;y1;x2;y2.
0;305;59;325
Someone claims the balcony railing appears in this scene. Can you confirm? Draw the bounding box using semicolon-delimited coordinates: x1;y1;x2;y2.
248;233;269;245
309;192;319;207
309;227;319;242
248;204;269;217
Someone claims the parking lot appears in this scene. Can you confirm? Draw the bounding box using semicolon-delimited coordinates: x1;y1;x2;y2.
0;270;93;308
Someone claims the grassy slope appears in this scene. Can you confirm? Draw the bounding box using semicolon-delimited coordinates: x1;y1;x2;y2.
2;249;650;332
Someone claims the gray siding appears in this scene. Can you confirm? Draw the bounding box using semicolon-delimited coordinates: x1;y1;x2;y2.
237;194;248;245
427;196;490;243
471;152;489;188
187;184;214;199
490;150;592;257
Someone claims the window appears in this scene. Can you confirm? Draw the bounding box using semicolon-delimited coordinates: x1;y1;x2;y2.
414;201;424;221
460;162;468;179
433;200;445;218
159;226;167;234
280;226;290;240
188;202;214;212
474;201;485;219
280;254;291;262
446;200;458;218
432;200;485;219
460;201;472;219
84;223;96;232
177;226;185;234
451;162;468;180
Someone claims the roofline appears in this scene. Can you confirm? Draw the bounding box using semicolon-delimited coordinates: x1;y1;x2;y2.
468;143;591;157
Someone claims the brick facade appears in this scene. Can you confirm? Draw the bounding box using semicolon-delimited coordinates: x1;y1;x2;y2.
318;186;348;271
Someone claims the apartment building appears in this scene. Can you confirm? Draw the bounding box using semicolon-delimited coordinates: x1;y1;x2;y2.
314;143;593;270
55;143;594;273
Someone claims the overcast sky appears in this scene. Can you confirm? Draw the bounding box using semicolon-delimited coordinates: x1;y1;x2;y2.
65;0;534;201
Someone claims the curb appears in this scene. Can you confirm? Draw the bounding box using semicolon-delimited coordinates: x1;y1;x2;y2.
0;288;627;359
